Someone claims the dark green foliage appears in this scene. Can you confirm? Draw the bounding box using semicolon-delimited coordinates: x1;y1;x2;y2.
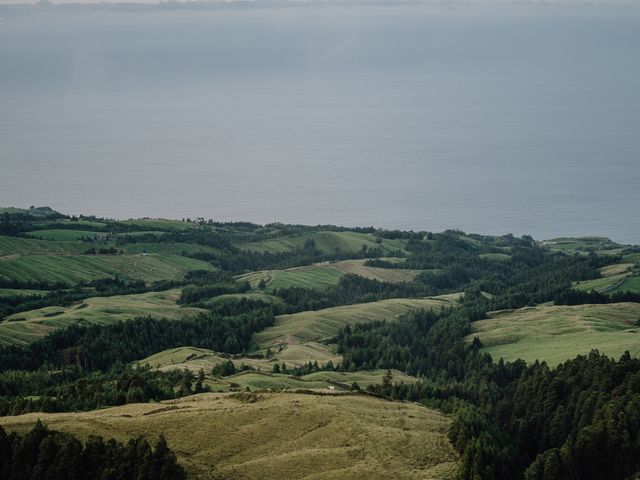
212;360;236;377
0;421;186;480
0;365;207;416
554;288;640;305
0;309;274;373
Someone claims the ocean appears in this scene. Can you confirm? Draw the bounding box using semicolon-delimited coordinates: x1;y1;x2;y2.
1;3;639;243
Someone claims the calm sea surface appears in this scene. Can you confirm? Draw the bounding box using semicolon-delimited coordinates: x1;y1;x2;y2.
1;4;639;242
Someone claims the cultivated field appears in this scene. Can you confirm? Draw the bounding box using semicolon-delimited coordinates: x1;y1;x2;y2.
0;254;214;285
239;231;407;255
238;259;422;292
255;294;460;348
0;289;206;346
0;235;88;256
468;303;640;366
0;392;460;480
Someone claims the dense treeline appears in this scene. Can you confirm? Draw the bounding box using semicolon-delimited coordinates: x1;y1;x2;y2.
0;309;274;373
338;289;640;479
0;421;185;480
554;288;640;305
178;270;251;305
0;366;206;416
0;309;272;416
273;274;426;312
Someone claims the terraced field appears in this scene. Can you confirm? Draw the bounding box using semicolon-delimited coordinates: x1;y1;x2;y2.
0;235;88;256
0;393;460;480
0;254;214;285
0;289;206;346
239;259;422;292
239;231;407;255
255;294;460;348
468;303;640;366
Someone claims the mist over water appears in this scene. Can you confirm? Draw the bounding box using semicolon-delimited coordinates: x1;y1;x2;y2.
1;5;639;243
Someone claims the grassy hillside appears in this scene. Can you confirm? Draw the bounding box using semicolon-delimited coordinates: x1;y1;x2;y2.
542;237;623;255
255;294;460;348
0;289;206;346
0;254;214;285
0;235;88;256
0;393;460;480
239;231;407;255
138;345;416;391
468;303;640;366
238;259;422;292
574;262;638;293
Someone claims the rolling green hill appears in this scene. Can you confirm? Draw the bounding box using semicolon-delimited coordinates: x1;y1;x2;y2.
0;393;460;480
468;303;640;366
255;294;460;349
0;235;89;256
239;231;407;255
238;259;421;292
0;289;206;346
0;254;214;285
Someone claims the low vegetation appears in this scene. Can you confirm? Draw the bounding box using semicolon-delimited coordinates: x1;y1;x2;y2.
0;393;460;480
467;303;640;365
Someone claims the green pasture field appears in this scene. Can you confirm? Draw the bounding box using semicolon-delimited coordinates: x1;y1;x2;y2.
238;259;422;292
255;294;460;348
0;235;88;256
468;303;640;366
0;289;206;346
0;254;214;285
238;231;407;255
